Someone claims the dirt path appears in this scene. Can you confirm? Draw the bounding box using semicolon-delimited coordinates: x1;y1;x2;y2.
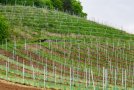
0;79;56;90
0;79;42;90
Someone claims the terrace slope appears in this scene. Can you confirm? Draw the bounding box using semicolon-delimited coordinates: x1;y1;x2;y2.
0;5;134;42
0;5;134;90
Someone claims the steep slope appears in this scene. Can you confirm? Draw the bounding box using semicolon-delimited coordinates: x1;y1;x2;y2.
0;5;134;90
0;5;134;42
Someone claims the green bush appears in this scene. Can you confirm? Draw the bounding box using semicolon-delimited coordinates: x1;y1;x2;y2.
0;15;9;43
72;0;82;15
34;0;53;8
51;0;63;10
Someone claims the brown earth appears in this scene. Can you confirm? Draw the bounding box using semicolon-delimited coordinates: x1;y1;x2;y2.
0;79;56;90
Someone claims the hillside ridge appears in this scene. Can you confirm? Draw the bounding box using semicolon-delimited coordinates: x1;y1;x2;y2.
0;5;134;90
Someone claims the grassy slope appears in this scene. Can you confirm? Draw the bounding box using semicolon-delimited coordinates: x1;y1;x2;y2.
0;5;134;42
0;5;134;90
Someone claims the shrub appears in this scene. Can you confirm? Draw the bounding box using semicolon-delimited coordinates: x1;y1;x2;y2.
51;0;63;10
34;0;53;8
0;15;9;43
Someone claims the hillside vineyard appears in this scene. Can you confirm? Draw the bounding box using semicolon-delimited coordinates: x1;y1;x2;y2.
0;4;134;90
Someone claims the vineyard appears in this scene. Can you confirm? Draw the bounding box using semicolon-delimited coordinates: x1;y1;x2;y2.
0;4;134;90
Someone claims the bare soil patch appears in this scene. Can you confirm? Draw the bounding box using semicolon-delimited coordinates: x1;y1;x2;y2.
0;79;56;90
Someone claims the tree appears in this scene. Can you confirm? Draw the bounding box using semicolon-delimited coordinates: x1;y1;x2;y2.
62;0;73;13
0;0;34;5
71;0;82;15
51;0;63;10
34;0;53;8
62;0;87;17
0;15;9;43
